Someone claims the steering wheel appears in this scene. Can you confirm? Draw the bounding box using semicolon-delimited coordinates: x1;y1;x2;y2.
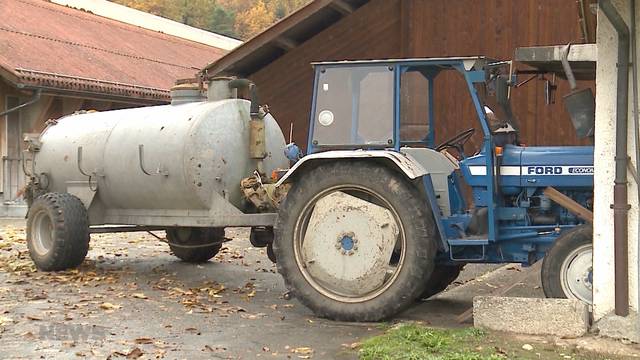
435;128;476;155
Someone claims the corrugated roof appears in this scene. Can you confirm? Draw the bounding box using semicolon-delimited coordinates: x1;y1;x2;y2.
51;0;242;51
0;0;229;103
201;0;370;78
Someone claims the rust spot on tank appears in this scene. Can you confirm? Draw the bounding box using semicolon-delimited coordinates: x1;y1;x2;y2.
63;155;69;162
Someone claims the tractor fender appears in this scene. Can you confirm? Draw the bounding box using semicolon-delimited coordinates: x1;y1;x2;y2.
275;150;427;187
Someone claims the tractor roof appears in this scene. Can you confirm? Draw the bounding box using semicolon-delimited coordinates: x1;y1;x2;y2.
312;57;500;71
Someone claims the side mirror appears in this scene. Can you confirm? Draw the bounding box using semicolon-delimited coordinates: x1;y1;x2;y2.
495;75;510;106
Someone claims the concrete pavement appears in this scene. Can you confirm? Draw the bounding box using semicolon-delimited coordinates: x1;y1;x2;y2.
0;220;543;359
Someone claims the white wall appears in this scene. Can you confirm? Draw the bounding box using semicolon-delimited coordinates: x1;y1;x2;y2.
594;0;640;319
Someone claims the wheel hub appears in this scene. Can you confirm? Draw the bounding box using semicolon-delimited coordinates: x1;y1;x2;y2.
31;210;55;256
335;233;358;255
580;267;593;290
561;244;593;304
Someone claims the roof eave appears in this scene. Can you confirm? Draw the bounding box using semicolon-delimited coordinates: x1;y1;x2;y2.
1;68;170;104
201;0;369;78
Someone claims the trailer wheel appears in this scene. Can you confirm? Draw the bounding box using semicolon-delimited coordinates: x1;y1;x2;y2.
274;162;437;321
27;192;90;271
166;227;224;263
541;225;593;304
419;265;464;300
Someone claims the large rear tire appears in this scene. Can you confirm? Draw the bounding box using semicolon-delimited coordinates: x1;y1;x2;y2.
27;193;90;271
274;162;437;321
541;225;593;304
166;227;224;263
420;265;464;300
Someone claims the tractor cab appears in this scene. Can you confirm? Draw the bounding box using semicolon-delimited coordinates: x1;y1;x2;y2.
306;57;508;154
273;57;594;321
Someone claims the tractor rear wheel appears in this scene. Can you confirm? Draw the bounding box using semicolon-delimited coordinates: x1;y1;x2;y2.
419;265;464;300
27;192;90;271
166;227;224;263
541;225;593;304
274;161;437;321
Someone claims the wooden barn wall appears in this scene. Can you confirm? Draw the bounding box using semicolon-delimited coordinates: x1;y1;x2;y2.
403;0;595;149
250;0;403;146
249;0;595;150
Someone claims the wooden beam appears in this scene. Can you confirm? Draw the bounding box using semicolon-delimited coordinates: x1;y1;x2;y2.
202;0;339;77
330;0;355;15
273;37;300;51
543;186;593;223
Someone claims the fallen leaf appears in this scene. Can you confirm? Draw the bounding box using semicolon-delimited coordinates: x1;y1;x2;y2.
0;316;14;326
127;347;144;359
132;293;148;300
522;344;534;351
99;302;122;311
135;337;154;344
293;347;313;355
240;313;266;320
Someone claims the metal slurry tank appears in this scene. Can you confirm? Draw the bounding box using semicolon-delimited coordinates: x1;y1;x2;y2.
31;98;288;225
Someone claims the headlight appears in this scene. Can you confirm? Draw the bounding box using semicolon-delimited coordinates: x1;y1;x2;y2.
318;110;334;126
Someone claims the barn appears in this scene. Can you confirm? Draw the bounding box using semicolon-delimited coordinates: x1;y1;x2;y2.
203;0;597;150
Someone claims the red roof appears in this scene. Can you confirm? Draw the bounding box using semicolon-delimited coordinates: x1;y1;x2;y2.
0;0;228;103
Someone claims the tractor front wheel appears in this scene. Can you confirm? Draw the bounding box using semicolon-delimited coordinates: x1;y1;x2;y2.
541;225;593;305
274;161;437;321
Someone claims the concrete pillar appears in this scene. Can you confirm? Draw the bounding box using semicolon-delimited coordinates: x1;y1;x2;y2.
594;0;639;320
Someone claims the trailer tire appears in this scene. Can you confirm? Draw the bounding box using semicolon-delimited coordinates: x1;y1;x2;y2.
27;192;90;271
419;265;464;300
166;227;224;263
541;225;593;304
274;161;437;321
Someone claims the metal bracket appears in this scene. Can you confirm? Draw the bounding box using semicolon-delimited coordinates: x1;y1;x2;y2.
138;144;169;177
77;146;91;177
449;244;486;262
77;146;101;192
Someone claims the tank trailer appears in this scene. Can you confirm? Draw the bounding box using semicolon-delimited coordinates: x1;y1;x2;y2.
23;78;288;268
23;57;595;322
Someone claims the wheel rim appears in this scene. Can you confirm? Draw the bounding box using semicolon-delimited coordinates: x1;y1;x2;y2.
31;209;55;257
560;243;593;304
293;185;405;303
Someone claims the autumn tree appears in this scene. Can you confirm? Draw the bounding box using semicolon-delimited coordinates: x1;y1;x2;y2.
233;0;275;39
111;0;312;39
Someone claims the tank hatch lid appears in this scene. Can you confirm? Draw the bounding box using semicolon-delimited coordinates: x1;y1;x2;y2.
170;83;205;105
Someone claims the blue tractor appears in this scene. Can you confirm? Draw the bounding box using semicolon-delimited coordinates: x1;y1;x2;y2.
272;57;594;321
